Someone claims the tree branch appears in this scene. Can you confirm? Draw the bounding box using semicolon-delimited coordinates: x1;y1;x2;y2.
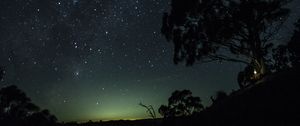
209;54;250;65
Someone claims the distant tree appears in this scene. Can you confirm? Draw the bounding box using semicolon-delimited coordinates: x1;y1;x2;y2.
0;85;39;120
162;0;291;86
139;102;156;119
159;90;203;118
0;85;57;126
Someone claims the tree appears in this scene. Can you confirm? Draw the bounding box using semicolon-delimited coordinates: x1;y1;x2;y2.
0;85;57;126
237;61;261;88
162;0;291;80
139;102;156;119
27;109;57;126
288;18;300;66
271;45;293;71
0;85;39;119
271;18;300;72
159;90;203;118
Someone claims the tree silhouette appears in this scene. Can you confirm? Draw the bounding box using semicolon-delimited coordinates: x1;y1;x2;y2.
162;0;291;81
288;18;300;67
139;102;156;119
26;109;57;126
159;90;203;118
271;18;300;72
0;85;39;119
271;45;293;71
0;85;57;126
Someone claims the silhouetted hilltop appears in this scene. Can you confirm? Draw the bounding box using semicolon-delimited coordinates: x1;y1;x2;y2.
186;67;300;126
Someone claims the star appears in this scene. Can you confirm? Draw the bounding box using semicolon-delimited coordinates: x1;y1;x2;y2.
75;71;80;76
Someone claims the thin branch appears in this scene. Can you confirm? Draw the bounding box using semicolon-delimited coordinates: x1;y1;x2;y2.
139;102;156;119
209;54;250;65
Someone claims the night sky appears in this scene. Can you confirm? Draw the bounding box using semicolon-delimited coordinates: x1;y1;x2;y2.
0;0;299;122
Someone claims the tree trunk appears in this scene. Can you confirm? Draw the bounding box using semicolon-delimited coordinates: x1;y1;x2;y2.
253;28;268;78
253;55;267;80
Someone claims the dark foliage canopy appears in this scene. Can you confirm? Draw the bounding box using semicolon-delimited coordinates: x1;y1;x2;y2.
0;85;57;126
162;0;291;75
159;90;203;118
288;19;300;66
272;18;300;71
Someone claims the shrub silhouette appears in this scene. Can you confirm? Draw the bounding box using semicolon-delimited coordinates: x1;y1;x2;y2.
159;90;203;118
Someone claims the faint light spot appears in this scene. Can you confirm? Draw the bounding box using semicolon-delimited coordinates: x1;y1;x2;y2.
54;67;58;71
75;71;80;76
254;70;257;75
150;64;154;68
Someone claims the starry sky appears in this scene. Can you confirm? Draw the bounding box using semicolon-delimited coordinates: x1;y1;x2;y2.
0;0;299;122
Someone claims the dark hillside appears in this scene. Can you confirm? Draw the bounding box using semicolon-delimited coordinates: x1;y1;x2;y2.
188;68;300;126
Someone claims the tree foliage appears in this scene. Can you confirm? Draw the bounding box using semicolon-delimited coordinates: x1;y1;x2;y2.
0;85;57;126
271;18;300;72
162;0;291;78
159;90;203;118
288;18;300;66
